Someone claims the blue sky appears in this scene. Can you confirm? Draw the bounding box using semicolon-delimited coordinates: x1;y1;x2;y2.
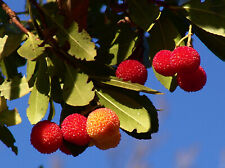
1;1;225;168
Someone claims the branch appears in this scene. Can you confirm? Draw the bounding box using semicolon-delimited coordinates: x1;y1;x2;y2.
0;0;29;35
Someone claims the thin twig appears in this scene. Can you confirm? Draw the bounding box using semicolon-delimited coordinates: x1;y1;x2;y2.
0;0;29;35
187;24;193;47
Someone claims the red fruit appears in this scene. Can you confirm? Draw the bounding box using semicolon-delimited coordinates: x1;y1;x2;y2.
61;113;90;146
177;66;207;92
86;108;120;141
59;141;72;155
116;60;147;85
171;46;200;73
152;50;176;76
30;120;63;154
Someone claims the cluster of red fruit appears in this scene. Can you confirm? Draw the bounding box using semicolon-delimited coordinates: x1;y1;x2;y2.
152;46;207;92
30;108;120;154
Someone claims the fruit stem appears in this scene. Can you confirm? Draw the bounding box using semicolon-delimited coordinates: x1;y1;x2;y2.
187;24;193;47
175;24;193;48
176;34;188;48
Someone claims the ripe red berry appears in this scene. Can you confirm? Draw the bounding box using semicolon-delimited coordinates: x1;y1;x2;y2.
61;113;90;146
59;141;72;155
30;120;63;154
152;50;176;76
177;66;207;92
116;60;147;85
170;46;200;73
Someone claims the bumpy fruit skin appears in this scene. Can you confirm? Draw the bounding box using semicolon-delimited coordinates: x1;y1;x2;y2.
61;113;90;146
30;120;63;154
86;108;120;140
177;66;207;92
116;60;147;85
94;131;121;150
171;46;200;73
152;50;176;76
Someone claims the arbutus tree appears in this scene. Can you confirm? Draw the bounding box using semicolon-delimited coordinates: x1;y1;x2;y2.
0;0;224;155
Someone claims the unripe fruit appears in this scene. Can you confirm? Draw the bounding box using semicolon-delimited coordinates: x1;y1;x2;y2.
86;108;120;141
94;131;121;150
61;113;90;146
30;120;63;154
152;50;176;76
116;60;147;85
170;46;200;73
177;66;207;92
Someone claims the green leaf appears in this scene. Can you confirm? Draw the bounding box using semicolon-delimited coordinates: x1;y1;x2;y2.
153;68;177;92
194;25;225;61
0;50;26;79
0;34;26;61
109;24;138;65
96;88;151;133
0;8;8;23
123;94;158;139
53;19;96;61
63;64;95;106
0;96;7;112
181;0;225;37
127;0;160;31
26;60;37;82
93;76;162;95
0;35;8;60
0;108;22;126
0;76;31;100
0;125;18;155
26;58;50;124
0;97;22;126
17;33;45;60
148;10;186;63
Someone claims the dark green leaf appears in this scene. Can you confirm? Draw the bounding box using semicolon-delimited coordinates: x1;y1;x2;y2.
180;0;225;36
0;125;18;154
47;99;55;121
148;10;186;63
50;76;63;104
96;88;151;133
0;8;9;23
109;24;138;65
194;25;225;61
127;0;160;31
